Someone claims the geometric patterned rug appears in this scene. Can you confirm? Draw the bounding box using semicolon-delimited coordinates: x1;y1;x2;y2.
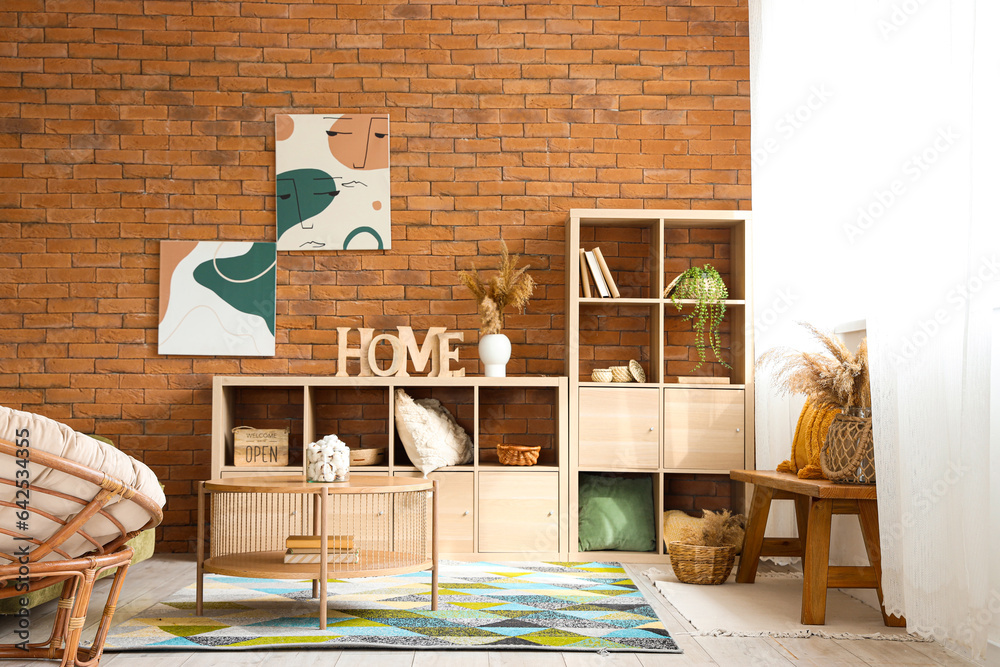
102;561;681;653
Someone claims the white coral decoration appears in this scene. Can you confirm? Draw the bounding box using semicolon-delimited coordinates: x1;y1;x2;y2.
306;434;350;482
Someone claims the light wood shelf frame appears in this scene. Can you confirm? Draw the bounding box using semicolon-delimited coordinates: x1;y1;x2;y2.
567;208;755;563
211;375;569;560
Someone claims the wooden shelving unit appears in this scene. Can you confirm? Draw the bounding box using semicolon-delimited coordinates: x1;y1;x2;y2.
567;208;755;562
211;375;568;560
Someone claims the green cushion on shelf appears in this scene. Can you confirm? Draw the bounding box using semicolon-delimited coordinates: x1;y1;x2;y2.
578;473;656;552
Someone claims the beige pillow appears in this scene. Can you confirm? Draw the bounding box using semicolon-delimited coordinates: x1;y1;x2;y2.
394;389;472;476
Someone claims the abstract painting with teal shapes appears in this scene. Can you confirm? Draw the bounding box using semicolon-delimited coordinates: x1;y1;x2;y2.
275;114;391;251
158;241;277;356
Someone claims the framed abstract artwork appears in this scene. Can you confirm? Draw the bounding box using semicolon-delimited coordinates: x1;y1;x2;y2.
275;113;391;251
158;241;277;356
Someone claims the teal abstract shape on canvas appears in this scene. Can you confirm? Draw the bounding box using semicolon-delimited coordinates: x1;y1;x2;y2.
192;243;276;335
276;168;340;240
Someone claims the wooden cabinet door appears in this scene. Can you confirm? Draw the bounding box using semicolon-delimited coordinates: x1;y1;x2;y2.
395;471;474;555
663;388;744;470
578;387;659;469
478;471;559;553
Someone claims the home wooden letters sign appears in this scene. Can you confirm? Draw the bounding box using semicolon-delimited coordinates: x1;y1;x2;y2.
335;326;465;377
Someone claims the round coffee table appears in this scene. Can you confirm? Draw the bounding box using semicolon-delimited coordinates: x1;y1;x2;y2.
196;475;438;629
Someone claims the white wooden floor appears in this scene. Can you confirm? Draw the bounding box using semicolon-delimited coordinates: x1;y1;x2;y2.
0;555;977;667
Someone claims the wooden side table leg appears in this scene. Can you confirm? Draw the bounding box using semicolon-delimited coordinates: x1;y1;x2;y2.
196;482;205;616
319;488;328;630
431;479;439;612
858;499;906;627
311;493;320;599
736;485;774;583
801;498;833;624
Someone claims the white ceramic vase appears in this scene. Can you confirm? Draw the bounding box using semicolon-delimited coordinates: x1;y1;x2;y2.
479;333;511;377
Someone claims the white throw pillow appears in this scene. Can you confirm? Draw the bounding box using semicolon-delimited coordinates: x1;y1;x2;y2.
394;388;473;475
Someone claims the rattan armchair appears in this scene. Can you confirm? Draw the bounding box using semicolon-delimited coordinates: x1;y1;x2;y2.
0;438;163;666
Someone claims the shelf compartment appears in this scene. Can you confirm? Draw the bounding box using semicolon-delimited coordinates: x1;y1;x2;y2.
663;226;738;300
577;471;659;554
478;385;558;466
664;301;735;381
312;385;390;452
662;387;745;470
578;302;658;384
579;222;658;299
479;470;559;552
225;386;305;469
578;387;659;470
662;472;735;515
392;385;475;468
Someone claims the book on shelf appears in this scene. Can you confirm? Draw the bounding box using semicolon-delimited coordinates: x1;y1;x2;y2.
285;534;354;550
578;247;592;298
284;547;360;564
591;247;621;298
584;250;611;298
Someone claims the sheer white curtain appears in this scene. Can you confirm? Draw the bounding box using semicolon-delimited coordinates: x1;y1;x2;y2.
750;1;999;660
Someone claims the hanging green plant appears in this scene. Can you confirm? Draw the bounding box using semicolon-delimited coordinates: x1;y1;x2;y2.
668;264;730;371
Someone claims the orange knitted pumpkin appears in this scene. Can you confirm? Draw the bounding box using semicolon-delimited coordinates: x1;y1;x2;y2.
777;398;841;480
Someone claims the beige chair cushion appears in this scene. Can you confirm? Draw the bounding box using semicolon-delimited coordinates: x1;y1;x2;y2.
0;406;165;561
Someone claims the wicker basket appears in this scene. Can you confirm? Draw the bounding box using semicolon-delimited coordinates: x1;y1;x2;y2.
497;444;541;466
668;542;737;585
591;368;613;383
610;366;632;383
820;408;875;484
349;447;386;466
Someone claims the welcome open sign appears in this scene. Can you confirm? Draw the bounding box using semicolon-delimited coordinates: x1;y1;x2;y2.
232;427;289;467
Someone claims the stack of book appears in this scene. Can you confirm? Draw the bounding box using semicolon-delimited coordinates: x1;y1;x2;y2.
579;247;621;298
283;534;359;564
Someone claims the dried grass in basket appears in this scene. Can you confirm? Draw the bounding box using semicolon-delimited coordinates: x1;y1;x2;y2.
668;542;737;585
497;444;541;466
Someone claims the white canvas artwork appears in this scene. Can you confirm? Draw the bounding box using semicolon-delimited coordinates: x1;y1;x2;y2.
158;241;277;357
275;113;391;251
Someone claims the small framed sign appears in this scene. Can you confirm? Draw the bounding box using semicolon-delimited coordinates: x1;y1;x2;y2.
232;427;290;467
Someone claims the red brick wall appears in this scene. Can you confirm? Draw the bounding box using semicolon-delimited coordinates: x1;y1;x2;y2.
0;0;750;552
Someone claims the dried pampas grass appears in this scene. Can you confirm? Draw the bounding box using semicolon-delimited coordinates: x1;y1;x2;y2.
459;240;535;335
757;322;871;408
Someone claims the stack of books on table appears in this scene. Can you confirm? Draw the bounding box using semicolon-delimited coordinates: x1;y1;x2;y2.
283;534;359;564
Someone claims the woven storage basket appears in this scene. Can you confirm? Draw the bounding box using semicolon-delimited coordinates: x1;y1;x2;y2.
610;366;632;383
820;409;876;484
591;368;613;383
349;447;386;466
497;444;541;466
668;542;737;585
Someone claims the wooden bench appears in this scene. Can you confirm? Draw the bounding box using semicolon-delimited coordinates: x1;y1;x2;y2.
730;469;905;627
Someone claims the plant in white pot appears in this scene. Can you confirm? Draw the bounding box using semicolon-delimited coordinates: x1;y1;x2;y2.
459;241;535;377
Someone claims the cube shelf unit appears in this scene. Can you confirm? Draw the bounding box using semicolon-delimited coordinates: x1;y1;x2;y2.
567;208;755;562
211;376;568;560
